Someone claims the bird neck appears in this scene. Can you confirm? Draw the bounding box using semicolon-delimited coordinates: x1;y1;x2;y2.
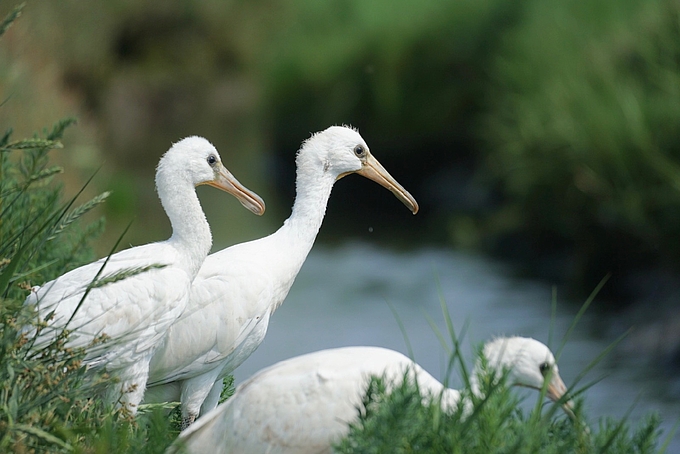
281;169;336;252
438;370;482;416
467;360;511;401
253;170;334;313
157;175;212;279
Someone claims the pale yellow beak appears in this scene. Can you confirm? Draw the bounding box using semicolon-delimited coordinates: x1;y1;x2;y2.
203;164;266;216
352;153;419;214
546;372;575;419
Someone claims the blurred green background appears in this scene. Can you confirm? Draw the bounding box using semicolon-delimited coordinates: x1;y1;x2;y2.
2;0;680;313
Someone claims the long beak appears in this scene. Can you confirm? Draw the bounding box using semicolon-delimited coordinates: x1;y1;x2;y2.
546;372;575;419
353;153;419;214
203;164;266;216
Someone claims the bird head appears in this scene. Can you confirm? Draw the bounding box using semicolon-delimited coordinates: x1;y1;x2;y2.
160;136;265;215
298;126;418;214
482;336;575;418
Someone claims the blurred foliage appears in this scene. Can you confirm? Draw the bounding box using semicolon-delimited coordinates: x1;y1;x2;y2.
4;2;673;451
2;0;680;301
0;9;179;450
0;117;106;298
480;0;680;297
0;110;179;454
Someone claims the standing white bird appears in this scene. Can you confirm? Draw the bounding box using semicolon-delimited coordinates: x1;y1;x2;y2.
168;337;574;454
24;136;265;414
144;126;419;426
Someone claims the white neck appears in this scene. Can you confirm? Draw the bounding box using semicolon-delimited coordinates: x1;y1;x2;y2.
262;165;336;310
438;364;487;414
157;172;212;279
283;166;336;243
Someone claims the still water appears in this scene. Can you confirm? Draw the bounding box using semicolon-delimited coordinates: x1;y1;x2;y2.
232;242;680;450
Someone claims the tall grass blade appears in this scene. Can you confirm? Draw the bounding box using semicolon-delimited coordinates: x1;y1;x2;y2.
432;271;472;388
48;191;110;241
9;258;59;284
567;329;629;393
557;274;610;359
17;167;103;275
1;139;63;152
89;264;167;290
424;311;451;356
385;298;414;361
597;395;640;453
0;128;12;146
658;420;679;454
0;207;59;296
63;219;134;329
0;3;24;39
549;286;557;350
46;117;77;141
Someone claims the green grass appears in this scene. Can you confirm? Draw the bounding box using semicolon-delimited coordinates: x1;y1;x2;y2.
0;4;676;452
0;116;670;453
335;372;664;453
332;277;672;453
0;111;671;454
0;119;180;452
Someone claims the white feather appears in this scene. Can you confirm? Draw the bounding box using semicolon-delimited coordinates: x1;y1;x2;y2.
24;136;263;413
145;126;418;423
168;337;572;454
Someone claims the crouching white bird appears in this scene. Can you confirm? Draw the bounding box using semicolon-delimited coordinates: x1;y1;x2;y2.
24;136;265;414
168;337;574;454
144;126;418;426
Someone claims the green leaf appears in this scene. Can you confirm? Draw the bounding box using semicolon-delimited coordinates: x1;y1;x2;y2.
88;263;167;290
48;191;110;241
14;424;73;450
0;139;63;152
0;3;24;39
46;117;77;141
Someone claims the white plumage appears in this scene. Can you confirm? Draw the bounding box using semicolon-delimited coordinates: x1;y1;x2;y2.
144;126;419;425
168;337;574;454
24;136;265;413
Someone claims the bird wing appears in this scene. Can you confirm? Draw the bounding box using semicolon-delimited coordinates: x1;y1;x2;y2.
147;258;275;385
148;230;305;387
25;242;189;368
175;348;416;453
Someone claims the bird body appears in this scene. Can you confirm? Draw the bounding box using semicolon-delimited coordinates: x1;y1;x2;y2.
171;347;453;454
144;126;419;424
169;337;573;454
146;229;302;409
32;242;190;368
25;136;265;412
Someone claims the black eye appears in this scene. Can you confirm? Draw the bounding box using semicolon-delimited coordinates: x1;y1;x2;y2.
539;362;551;375
207;155;217;166
354;145;366;157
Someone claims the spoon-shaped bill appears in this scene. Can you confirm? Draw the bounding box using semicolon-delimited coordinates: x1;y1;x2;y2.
355;153;419;214
545;371;575;419
204;164;266;216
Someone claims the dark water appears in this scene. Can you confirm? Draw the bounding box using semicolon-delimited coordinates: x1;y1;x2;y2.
232;242;680;450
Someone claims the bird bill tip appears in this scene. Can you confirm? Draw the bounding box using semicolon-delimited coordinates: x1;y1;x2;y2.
547;374;575;419
358;154;419;215
205;169;266;216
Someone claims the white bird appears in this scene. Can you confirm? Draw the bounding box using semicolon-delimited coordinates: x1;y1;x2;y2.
143;126;419;426
168;337;574;454
24;136;265;414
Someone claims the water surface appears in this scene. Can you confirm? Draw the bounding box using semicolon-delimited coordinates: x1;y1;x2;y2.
233;243;680;450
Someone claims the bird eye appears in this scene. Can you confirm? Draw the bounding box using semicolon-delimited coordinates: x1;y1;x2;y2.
539;362;551;376
353;145;366;157
207;155;218;166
